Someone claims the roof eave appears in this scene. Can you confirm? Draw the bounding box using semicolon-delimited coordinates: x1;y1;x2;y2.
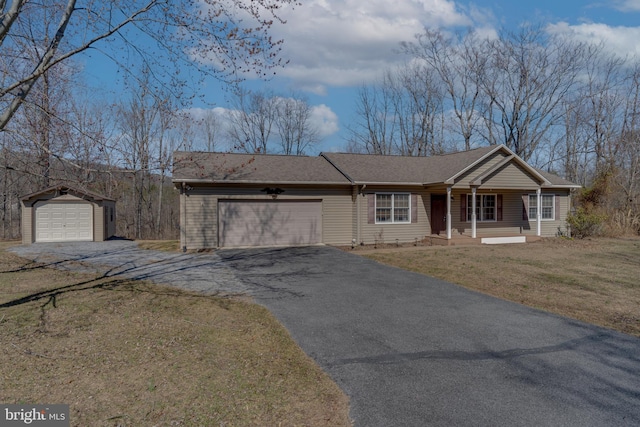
20;185;115;202
444;144;505;184
352;181;425;186
172;178;351;186
544;183;583;189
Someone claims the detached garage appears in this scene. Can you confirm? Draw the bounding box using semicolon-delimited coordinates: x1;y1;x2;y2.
21;186;116;244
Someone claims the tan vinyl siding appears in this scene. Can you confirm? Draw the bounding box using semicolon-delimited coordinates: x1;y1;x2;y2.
93;203;104;241
453;151;507;188
450;190;570;237
357;187;430;245
184;191;219;249
181;185;353;249
21;202;32;244
479;162;541;189
527;190;571;237
321;191;353;245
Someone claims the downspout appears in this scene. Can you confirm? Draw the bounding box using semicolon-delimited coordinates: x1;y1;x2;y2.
567;191;572;238
471;187;477;239
446;186;452;240
358;184;366;245
536;188;542;237
181;182;187;252
352;185;359;247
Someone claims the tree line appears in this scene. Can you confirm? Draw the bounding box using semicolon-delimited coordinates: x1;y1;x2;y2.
347;25;640;235
0;0;297;240
1;1;638;239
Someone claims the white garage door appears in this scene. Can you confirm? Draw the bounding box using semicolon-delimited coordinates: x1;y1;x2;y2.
35;201;93;242
218;200;322;247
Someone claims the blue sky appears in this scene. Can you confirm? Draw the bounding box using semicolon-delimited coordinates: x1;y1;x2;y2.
84;0;640;154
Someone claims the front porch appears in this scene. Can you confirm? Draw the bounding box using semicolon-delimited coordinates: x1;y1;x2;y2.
427;233;542;246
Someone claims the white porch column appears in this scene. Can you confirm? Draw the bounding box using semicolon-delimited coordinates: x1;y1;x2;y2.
536;188;542;236
471;187;477;239
446;186;452;239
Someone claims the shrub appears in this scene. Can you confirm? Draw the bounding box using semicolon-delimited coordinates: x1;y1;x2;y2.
566;207;607;238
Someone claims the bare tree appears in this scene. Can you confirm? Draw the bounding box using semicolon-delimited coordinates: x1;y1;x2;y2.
392;64;445;156
274;94;319;155
116;69;173;238
0;0;296;134
347;83;395;155
403;29;485;151
480;25;586;161
227;89;278;153
202;110;222;152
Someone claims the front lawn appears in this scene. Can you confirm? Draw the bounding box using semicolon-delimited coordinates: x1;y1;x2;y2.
0;242;350;426
363;238;640;337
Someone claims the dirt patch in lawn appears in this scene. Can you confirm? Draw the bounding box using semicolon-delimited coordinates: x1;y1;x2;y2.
361;238;640;337
0;242;350;426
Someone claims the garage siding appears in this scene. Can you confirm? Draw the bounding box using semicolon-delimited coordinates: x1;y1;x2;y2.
21;205;33;244
183;191;218;249
182;185;353;250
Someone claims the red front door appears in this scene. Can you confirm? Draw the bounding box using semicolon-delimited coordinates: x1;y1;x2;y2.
431;194;447;235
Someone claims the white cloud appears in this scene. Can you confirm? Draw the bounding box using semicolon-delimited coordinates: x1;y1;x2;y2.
273;0;475;93
547;21;640;58
310;104;339;138
610;0;640;12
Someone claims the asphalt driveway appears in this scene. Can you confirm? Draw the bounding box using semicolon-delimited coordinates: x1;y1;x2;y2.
9;242;640;426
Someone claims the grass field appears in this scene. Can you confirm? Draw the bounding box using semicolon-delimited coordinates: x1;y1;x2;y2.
362;237;640;337
0;242;351;426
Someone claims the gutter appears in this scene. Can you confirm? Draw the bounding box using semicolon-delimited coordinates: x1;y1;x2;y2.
171;179;351;186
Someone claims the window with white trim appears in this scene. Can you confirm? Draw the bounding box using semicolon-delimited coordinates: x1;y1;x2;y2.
529;194;555;220
467;194;496;222
376;193;410;223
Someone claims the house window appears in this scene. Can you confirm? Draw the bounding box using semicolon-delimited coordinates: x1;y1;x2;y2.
376;193;410;223
529;194;555;220
467;194;496;222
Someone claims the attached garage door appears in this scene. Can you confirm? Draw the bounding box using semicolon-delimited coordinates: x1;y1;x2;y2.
218;200;322;247
34;201;93;242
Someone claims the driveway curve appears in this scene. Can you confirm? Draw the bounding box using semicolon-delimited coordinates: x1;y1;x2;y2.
9;242;640;426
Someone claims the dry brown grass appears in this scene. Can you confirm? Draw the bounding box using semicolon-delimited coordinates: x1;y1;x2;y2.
136;240;180;252
362;238;640;337
0;242;350;426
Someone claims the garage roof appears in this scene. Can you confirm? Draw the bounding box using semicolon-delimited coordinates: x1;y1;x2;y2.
172;151;351;184
21;185;115;202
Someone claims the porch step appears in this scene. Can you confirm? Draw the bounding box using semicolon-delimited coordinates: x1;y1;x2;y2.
481;236;526;245
428;234;541;246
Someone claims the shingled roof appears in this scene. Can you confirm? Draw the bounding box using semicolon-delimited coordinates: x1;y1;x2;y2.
321;145;498;185
173;145;580;188
172;151;350;184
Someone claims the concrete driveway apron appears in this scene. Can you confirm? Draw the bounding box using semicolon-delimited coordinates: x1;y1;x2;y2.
217;246;640;427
